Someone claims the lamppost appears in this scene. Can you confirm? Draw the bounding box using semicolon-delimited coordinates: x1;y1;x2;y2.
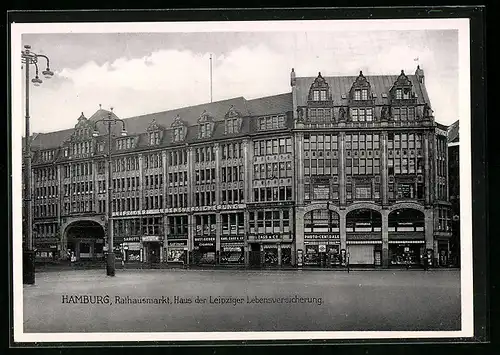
22;45;54;285
93;108;127;276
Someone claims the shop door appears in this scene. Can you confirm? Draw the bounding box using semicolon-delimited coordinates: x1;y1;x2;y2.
148;243;161;264
249;244;261;268
348;245;375;265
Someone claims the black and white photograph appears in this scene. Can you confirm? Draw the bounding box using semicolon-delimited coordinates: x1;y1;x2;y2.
10;16;476;343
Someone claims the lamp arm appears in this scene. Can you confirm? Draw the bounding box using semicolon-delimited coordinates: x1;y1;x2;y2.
35;54;51;68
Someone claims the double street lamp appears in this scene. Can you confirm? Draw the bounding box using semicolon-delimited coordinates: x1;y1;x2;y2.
22;45;54;284
93;109;127;277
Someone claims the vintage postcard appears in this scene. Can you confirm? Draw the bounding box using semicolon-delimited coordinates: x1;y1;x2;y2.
10;17;474;343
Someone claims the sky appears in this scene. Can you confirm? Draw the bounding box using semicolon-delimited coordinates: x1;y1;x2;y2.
20;28;459;134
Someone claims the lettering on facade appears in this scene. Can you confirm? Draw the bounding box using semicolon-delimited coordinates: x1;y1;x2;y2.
220;236;245;242
194;237;216;243
249;234;291;240
141;235;162;242
304;234;340;240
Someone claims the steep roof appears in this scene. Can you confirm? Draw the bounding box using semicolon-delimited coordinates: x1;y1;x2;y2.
246;93;293;116
294;74;431;107
448;120;459;143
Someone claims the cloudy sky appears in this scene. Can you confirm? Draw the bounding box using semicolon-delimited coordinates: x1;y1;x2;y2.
21;27;458;133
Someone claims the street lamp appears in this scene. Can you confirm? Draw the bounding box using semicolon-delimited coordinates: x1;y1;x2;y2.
93;108;127;277
22;44;54;285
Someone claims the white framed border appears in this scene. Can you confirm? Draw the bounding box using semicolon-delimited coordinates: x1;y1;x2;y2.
11;18;473;343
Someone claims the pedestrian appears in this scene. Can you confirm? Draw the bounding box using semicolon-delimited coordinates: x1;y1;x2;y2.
70;251;76;266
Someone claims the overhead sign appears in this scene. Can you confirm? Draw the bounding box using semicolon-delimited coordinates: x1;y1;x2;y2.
141;235;162;242
304;234;340;240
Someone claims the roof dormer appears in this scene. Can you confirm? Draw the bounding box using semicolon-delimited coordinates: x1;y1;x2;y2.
146;119;163;146
72;112;94;140
198;109;215;139
307;72;332;104
390;70;416;103
171;114;187;143
349;71;373;103
224;105;242;134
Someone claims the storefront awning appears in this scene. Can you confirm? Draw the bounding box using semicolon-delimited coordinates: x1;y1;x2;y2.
388;240;425;244
347;240;382;245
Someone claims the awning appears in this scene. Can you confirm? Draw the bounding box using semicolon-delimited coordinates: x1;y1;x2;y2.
388;240;425;244
347;240;382;245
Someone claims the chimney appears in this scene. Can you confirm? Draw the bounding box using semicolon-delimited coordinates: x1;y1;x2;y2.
415;65;425;84
291;68;298;120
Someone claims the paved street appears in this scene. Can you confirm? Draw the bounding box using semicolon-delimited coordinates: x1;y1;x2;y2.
23;269;460;333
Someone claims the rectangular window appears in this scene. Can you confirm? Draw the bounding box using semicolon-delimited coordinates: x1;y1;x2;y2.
354;90;361;101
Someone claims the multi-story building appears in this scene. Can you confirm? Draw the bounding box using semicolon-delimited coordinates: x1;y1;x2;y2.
22;66;453;267
447;120;459;267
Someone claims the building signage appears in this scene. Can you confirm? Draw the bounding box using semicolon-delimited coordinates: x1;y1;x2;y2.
249;234;290;240
220;235;244;242
166;234;188;240
347;233;382;240
124;236;140;243
168;241;187;248
304;234;340;240
194;236;216;243
141;235;162;242
318;245;327;253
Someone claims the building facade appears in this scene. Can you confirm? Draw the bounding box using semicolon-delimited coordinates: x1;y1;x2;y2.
22;66;453;267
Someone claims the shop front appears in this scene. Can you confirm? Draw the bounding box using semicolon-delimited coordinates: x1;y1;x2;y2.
303;209;341;267
193;236;216;264
65;220;106;261
247;233;293;267
141;235;163;264
346;209;382;266
388;209;426;267
34;239;59;262
167;240;188;264
122;236;141;263
388;241;425;266
220;235;244;264
303;234;341;267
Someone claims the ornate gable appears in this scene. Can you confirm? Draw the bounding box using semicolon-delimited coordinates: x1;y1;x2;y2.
390;70;416;103
72;112;94;140
349;71;373;103
147;119;160;132
198;110;215;139
171;114;187;142
224;105;242;134
307;72;332;103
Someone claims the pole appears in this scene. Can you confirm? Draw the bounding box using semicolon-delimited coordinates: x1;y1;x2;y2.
24;54;35;284
210;54;213;103
106;120;115;276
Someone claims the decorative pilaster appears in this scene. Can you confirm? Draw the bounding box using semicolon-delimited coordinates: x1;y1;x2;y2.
339;132;346;206
295;206;305;258
138;154;144;210
244;210;250;266
339;211;347;251
295;132;304;206
425;208;434;251
243;139;251;203
381;209;389;268
381;131;388;206
214;143;220;205
57;164;65;258
424;132;431;205
187;147;194;208
215;212;221;264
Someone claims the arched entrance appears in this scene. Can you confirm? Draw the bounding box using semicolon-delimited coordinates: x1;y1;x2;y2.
303;209;341;267
346;209;382;266
388;208;425;266
65;221;105;262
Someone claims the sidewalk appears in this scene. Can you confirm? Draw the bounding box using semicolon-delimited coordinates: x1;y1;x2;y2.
34;261;460;273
